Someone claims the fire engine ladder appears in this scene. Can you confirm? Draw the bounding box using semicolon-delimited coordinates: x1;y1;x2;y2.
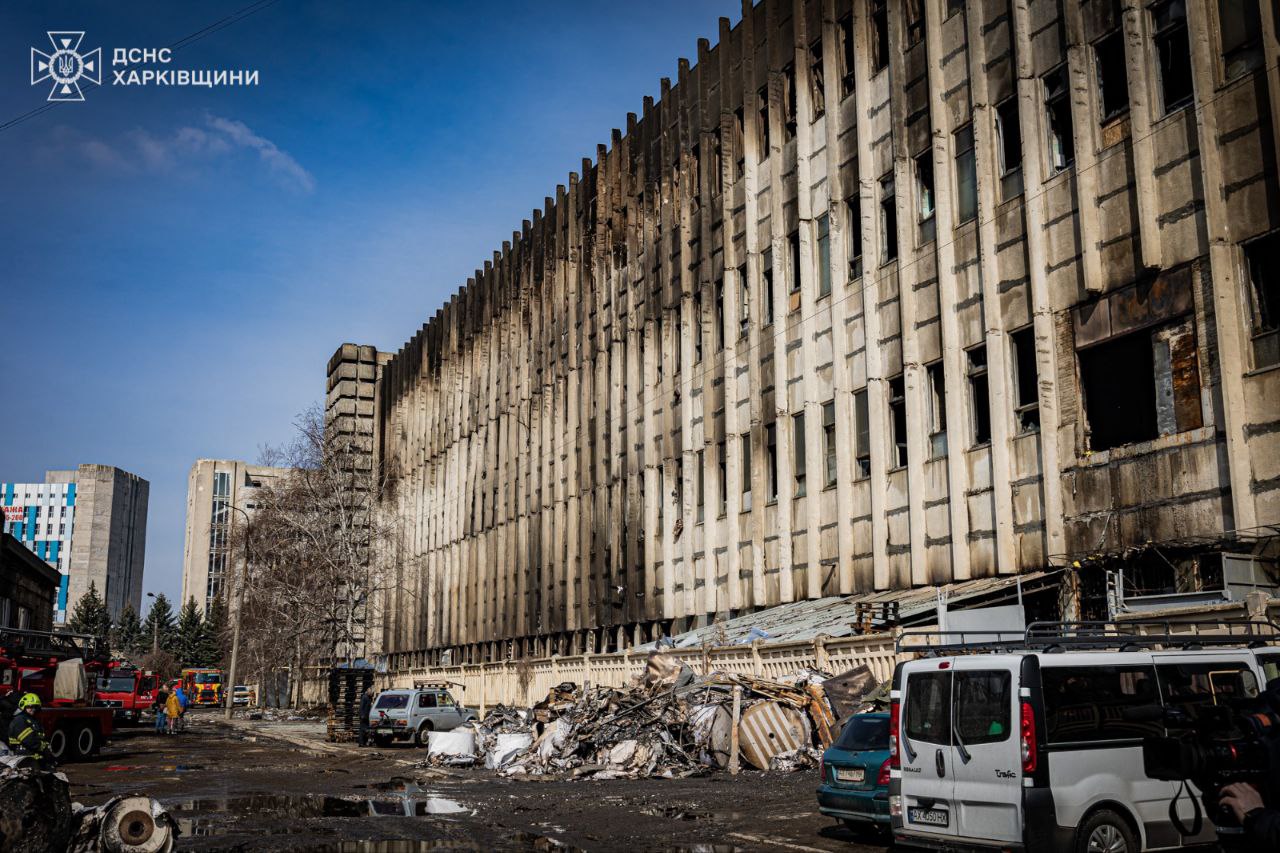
0;627;107;663
895;617;1280;656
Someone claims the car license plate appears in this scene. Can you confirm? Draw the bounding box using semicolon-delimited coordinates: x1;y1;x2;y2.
908;807;949;827
835;767;865;783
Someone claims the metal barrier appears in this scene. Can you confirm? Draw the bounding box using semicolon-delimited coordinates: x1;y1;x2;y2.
388;632;899;714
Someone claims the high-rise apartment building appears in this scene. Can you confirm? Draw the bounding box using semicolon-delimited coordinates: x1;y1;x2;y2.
1;465;148;622
180;460;292;613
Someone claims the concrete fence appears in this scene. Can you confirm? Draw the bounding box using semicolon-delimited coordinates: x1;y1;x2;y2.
387;632;899;715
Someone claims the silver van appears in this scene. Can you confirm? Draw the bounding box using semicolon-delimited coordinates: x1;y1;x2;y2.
369;684;477;747
889;624;1276;852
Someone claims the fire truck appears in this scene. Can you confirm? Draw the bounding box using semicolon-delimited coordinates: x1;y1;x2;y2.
0;627;115;762
93;661;159;722
181;667;224;706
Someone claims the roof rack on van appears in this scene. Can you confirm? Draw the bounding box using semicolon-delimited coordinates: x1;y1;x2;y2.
411;679;461;690
896;618;1280;656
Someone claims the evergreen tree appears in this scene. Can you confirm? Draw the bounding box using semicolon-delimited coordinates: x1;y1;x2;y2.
111;601;143;658
174;597;204;668
139;593;177;655
67;582;112;640
199;596;229;668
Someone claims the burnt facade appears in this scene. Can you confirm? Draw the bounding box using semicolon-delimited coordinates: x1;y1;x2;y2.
371;0;1280;665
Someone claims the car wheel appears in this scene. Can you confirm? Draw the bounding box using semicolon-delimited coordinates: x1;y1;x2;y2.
47;727;68;762
1077;809;1137;853
415;722;433;747
75;725;98;759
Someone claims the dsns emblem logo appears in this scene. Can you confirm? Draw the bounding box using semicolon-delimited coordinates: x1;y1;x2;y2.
31;32;101;102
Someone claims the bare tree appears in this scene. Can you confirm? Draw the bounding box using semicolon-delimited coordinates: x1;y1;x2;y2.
232;405;398;704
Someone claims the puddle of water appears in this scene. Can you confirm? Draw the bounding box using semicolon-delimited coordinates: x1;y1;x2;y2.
639;805;745;823
167;791;471;828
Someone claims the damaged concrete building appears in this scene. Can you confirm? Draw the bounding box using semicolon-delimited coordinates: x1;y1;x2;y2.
361;0;1280;667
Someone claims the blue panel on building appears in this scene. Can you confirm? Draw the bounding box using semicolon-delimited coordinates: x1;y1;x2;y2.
66;483;76;506
3;483;12;504
50;541;60;562
58;575;69;612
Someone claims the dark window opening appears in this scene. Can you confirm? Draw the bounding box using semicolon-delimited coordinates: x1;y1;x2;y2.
1095;30;1130;122
808;40;825;119
740;431;752;509
1245;233;1280;367
838;13;856;99
766;423;779;501
880;174;898;264
1042;665;1163;744
739;263;750;338
764;249;775;325
927;361;947;459
1220;0;1264;78
854;389;871;478
847;194;864;280
718;440;728;516
1044;65;1074;173
711;130;724;195
967;345;991;446
823;400;837;487
954;124;977;223
783;63;798;140
995;98;1024;200
695;449;705;523
793;411;807;497
1080;318;1202;451
946;0;967;18
916;151;936;233
715;279;725;351
694;292;703;363
817;214;832;297
1153;0;1193;113
1011;326;1040;433
757;85;771;155
734;107;746;179
870;0;890;72
905;0;926;47
889;374;908;468
690;142;701;208
789;230;802;311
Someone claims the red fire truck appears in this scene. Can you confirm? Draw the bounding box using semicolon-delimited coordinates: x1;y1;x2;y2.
93;661;159;723
0;627;115;762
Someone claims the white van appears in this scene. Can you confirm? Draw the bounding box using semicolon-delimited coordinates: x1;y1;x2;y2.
889;637;1274;852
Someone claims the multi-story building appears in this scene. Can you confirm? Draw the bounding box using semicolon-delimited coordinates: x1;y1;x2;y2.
367;0;1280;667
180;460;293;613
1;465;148;622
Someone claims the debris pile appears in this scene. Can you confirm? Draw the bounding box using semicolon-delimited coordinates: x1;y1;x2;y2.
417;655;885;781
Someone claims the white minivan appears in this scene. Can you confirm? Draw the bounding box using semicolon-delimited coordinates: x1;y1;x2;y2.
889;642;1272;852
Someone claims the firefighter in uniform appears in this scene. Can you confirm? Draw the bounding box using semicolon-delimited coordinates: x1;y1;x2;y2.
7;693;54;766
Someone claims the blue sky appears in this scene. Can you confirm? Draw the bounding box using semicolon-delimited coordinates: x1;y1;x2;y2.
0;1;739;612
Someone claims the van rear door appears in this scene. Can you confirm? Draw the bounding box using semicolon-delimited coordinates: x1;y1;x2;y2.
948;658;1022;843
899;663;958;839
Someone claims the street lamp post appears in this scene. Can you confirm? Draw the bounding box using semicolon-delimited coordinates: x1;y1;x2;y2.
222;503;252;720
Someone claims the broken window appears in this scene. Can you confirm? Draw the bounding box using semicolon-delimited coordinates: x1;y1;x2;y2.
817;214;832;298
838;13;856;99
916;151;936;223
1153;0;1193;113
690;142;701;207
673;317;682;374
823;399;838;487
1095;29;1130;122
789;230;802;311
870;0;890;72
718;440;728;516
712;129;724;195
757;85;771;156
847;194;864;280
1044;65;1074;173
1220;0;1263;78
995;98;1024;200
694;292;703;363
655;317;664;381
955;124;977;223
1080;318;1202;451
740;431;753;510
880;174;898;264
854;388;871;478
738;263;750;338
809;40;826;119
657;466;664;525
889;375;908;468
715;278;725;351
793;411;807;497
696;448;705;523
947;0;967;18
764;248;775;325
1011;326;1041;433
767;422;779;501
734;106;746;179
927;361;948;458
1244;232;1280;367
675;456;684;515
783;63;798;140
967;345;992;445
905;0;926;47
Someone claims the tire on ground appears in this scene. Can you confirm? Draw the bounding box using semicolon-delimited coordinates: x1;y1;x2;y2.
74;724;98;759
1075;808;1138;853
46;727;68;762
415;722;433;747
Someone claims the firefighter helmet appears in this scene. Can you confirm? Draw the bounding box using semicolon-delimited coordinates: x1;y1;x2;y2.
17;692;41;711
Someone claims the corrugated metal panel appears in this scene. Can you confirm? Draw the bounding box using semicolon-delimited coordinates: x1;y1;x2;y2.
737;700;810;770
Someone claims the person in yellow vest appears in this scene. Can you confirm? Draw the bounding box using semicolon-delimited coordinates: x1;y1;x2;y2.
165;688;182;734
7;693;53;766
